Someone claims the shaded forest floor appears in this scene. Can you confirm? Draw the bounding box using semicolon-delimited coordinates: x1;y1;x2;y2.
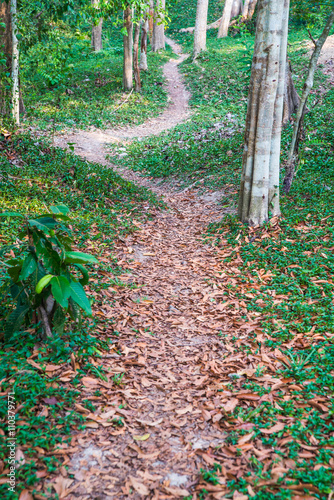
1;16;334;500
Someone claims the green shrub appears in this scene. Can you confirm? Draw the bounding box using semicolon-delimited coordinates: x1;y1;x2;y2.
0;204;98;340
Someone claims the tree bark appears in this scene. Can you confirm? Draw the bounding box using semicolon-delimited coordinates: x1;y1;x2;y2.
218;0;234;38
231;0;243;18
133;22;141;91
248;0;258;19
91;0;103;51
123;7;133;91
0;1;11;118
282;58;300;125
11;0;19;125
238;0;290;226
152;0;165;51
148;0;154;43
193;0;209;58
242;0;251;19
283;7;334;194
140;17;149;70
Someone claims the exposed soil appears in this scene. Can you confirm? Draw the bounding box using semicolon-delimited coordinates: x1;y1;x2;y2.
46;35;334;500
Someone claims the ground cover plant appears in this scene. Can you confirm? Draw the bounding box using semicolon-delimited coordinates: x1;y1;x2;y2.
21;22;170;131
0;134;162;498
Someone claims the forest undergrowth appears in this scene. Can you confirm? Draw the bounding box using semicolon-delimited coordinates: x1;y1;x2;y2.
0;1;334;498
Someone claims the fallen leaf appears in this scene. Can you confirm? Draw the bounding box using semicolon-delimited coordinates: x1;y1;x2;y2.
223;398;238;412
133;433;150;441
19;490;33;500
129;476;149;495
260;422;285;434
176;404;192;415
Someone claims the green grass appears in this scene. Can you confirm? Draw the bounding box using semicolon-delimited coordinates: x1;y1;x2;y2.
21;22;170;131
0;135;163;498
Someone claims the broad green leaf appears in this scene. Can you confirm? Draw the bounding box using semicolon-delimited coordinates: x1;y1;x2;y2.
69;281;92;316
28;217;57;233
51;276;70;308
65;251;99;265
19;254;37;281
53;307;66;334
36;274;53;294
74;264;89;286
50;205;70;215
5;304;30;339
0;211;25;218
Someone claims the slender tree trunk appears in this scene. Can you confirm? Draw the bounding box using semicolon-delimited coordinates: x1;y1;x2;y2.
283;7;334;194
0;1;11;118
231;0;243;18
91;0;103;51
123;7;133;91
218;0;234;38
11;0;19;126
152;0;165;51
193;0;209;58
140;16;149;70
282;58;300;125
133;22;141;91
242;0;251;19
248;0;258;19
238;0;290;226
148;0;154;43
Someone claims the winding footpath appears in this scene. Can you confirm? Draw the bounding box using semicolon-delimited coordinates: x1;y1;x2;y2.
50;37;334;499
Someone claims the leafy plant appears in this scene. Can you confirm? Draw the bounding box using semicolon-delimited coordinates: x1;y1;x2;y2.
0;204;98;339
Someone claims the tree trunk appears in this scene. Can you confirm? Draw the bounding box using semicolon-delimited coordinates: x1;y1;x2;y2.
238;0;290;226
231;0;243;18
91;0;103;51
11;0;19;125
148;0;154;43
152;0;165;51
193;0;209;58
0;1;11;118
133;22;141;91
283;7;334;194
123;7;133;91
282;58;300;126
218;0;234;38
248;0;258;19
140;17;149;70
242;0;251;19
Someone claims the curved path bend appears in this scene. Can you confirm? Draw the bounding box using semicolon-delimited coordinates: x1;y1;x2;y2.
54;37;190;166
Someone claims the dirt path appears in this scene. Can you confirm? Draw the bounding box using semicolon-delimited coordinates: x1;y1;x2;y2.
50;38;235;500
49;34;334;500
54;37;190;164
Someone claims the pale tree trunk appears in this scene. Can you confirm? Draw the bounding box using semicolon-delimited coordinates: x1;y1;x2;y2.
152;0;165;52
282;58;300;126
242;0;251;19
11;0;19;126
133;22;141;91
248;0;258;19
139;17;149;70
193;0;209;58
123;7;133;91
238;0;290;226
218;0;234;38
283;7;334;194
0;1;11;118
231;0;243;18
91;0;103;52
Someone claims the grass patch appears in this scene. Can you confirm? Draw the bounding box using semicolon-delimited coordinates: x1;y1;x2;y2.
21;23;170;131
0;135;163;498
